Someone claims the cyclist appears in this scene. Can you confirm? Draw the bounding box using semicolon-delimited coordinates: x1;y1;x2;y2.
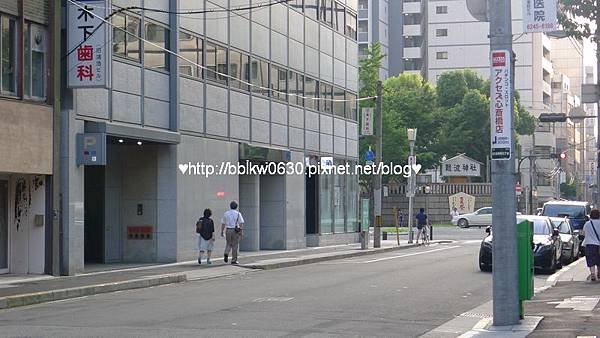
415;208;429;245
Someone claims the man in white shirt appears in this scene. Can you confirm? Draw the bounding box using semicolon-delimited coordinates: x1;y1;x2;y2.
221;201;244;264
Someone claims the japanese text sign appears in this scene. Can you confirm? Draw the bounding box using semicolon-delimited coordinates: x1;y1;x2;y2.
361;108;374;136
448;192;475;214
490;50;512;160
68;0;110;88
523;0;558;33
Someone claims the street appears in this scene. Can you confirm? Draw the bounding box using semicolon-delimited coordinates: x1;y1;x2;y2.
0;228;552;337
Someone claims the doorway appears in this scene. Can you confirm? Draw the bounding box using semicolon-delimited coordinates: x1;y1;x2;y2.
305;173;318;235
84;166;105;263
0;179;8;273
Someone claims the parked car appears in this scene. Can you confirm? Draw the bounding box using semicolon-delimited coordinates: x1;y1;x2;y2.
549;217;581;265
479;215;562;273
541;200;591;230
453;207;492;228
452;208;521;228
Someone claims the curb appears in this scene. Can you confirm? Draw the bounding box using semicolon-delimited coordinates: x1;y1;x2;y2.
0;273;186;310
242;240;454;270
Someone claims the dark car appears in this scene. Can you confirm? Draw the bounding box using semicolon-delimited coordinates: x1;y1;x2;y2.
549;217;581;265
542;201;591;230
479;216;562;273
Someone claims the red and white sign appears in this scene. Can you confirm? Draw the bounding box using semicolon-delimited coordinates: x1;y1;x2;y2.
523;0;558;33
68;0;110;88
515;182;522;196
361;108;374;136
490;50;512;160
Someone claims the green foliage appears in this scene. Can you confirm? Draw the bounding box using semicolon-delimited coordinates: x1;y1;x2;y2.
358;42;384;105
559;0;597;41
560;181;578;200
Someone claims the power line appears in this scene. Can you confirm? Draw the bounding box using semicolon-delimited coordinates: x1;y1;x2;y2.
67;0;373;104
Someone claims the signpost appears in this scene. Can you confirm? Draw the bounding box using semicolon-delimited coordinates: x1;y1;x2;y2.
361;108;374;136
67;0;110;88
522;0;558;33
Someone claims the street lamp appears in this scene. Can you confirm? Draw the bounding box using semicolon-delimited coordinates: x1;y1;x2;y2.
407;128;417;244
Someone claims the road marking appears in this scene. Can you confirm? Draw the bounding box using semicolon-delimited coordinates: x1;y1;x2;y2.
548;296;600;311
252;297;294;303
362;246;461;263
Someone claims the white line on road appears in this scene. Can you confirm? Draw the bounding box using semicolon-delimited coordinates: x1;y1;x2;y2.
362;246;461;263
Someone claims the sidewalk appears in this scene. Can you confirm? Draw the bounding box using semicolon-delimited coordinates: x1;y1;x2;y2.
527;258;600;337
0;238;437;310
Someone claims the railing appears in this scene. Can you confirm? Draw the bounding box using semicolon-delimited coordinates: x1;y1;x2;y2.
386;183;492;196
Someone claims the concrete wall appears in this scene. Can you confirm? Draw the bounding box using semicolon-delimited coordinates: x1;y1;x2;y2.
239;174;260;251
176;136;239;261
383;194;493;226
0;100;52;175
260;175;286;250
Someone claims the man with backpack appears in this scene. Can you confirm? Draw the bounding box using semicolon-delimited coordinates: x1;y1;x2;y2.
196;208;215;265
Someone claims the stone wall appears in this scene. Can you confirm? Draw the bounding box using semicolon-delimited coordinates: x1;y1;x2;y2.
382;186;492;226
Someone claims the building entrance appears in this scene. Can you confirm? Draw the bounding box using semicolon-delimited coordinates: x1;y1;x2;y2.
84;166;105;263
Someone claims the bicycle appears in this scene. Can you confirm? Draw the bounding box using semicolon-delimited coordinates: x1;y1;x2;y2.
417;225;430;246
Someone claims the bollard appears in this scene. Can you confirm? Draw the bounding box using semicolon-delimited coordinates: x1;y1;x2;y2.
382;231;387;240
430;225;433;240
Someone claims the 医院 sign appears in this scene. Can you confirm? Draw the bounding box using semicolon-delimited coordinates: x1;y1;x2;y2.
523;0;558;33
490;50;512;160
67;0;110;88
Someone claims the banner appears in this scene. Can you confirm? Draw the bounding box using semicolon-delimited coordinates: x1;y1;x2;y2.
490;50;512;160
68;0;110;88
361;108;374;136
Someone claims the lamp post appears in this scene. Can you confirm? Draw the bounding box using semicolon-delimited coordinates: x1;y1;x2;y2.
407;128;417;244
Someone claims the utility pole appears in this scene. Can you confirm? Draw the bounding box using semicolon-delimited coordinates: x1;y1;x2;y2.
373;81;383;248
596;6;600;208
489;0;519;326
51;0;61;276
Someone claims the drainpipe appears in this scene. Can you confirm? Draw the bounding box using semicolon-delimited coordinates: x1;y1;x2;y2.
51;0;62;276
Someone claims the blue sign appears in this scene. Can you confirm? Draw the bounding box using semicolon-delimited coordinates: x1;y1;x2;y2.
365;149;375;162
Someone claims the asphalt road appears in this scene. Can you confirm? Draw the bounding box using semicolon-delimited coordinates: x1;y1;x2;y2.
0;228;549;337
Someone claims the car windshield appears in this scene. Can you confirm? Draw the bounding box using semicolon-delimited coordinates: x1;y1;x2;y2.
542;205;586;218
517;218;551;235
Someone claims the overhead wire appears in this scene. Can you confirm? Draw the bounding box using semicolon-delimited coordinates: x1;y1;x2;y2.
67;0;373;104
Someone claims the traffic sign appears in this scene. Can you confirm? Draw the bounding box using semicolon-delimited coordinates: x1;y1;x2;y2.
516;182;522;196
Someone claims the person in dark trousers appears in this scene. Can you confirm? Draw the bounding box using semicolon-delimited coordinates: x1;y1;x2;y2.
196;208;215;265
221;201;244;264
415;208;429;244
582;209;600;281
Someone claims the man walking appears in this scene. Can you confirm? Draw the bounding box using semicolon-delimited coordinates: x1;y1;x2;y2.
221;201;244;264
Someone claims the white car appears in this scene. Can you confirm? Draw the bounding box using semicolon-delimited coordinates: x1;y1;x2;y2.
452;207;492;228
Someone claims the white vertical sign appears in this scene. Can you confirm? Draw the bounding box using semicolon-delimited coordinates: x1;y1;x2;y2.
523;0;558;33
361;108;374;136
68;0;110;88
490;50;512;160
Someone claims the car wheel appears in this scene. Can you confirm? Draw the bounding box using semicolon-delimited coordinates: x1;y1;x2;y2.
458;219;469;228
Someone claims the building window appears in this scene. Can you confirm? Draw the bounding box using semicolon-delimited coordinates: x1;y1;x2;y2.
229;49;250;90
436;51;448;60
144;21;169;71
206;42;228;84
345;92;357;120
333;86;345;117
305;0;318;20
335;2;345;33
23;22;46;99
320;82;333;113
1;15;16;94
320;0;333;25
288;71;304;106
290;0;303;12
345;163;359;232
320;172;333;234
270;64;287;101
345;11;357;40
179;32;200;77
304;76;318;110
251;58;269;97
436;28;448;37
112;14;141;62
436;6;448;14
334;159;346;233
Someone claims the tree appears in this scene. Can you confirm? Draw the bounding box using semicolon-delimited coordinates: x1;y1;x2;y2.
559;0;598;41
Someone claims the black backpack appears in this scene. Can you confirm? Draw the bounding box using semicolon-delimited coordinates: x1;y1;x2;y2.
195;217;204;234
